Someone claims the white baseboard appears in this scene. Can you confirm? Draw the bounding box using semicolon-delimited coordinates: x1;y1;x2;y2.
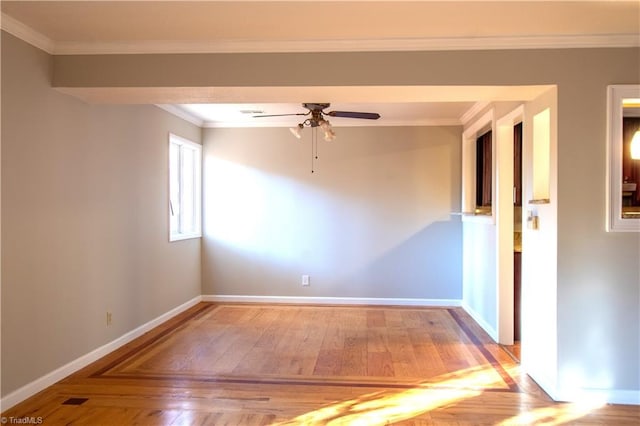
553;386;640;406
461;301;498;342
525;368;560;401
4;294;638;408
521;334;639;406
202;294;461;307
0;295;202;411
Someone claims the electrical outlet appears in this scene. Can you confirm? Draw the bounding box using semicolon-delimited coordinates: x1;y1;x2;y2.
302;275;310;286
106;311;113;326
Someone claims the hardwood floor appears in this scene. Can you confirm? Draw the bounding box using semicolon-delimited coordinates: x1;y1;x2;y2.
500;342;521;363
3;303;638;425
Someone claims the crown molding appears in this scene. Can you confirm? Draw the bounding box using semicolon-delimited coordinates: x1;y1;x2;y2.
460;101;492;126
1;13;638;56
156;105;204;127
1;13;55;54
51;34;640;55
200;118;462;128
155;104;462;129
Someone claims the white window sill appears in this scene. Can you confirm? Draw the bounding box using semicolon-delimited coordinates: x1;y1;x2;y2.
461;212;495;224
170;233;202;242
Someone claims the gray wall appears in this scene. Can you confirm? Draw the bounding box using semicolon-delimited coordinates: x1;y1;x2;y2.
53;45;639;397
556;64;640;395
202;126;462;299
1;33;202;395
3;30;639;399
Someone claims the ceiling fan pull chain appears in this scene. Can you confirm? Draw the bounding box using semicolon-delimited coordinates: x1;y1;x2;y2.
311;127;315;173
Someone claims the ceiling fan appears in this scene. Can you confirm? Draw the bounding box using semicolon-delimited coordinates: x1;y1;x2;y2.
253;103;381;141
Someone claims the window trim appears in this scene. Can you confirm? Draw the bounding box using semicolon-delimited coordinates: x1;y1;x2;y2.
475;129;493;211
606;85;640;232
169;133;202;242
462;109;496;224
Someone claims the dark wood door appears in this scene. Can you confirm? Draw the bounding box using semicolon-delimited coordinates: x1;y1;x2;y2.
514;122;523;206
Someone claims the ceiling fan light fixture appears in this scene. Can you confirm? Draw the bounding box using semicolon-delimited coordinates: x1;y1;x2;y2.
289;123;304;139
319;119;335;141
324;128;336;141
262;103;378;143
319;119;331;130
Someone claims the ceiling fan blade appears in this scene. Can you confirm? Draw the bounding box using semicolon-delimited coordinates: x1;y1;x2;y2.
253;112;308;118
327;111;381;120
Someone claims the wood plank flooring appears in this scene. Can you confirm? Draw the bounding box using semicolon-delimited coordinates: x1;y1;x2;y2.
2;303;639;425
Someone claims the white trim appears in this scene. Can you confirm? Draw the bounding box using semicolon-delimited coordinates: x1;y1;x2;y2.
168;134;202;243
0;23;3;408
461;108;496;224
156;105;204;127
200;118;463;128
553;387;640;406
461;301;498;342
460;101;491;126
524;370;560;402
461;214;494;224
202;294;462;307
606;85;640;232
168;232;201;242
0;13;55;54
37;34;640;55
523;359;640;405
0;12;637;56
155;105;462;129
3;293;637;408
0;296;202;411
495;105;525;345
168;133;201;149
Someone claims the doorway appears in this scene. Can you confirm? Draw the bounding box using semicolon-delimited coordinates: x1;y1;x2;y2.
496;105;524;355
510;122;523;361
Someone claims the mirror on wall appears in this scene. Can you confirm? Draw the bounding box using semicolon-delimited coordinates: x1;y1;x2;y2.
622;102;640;215
607;85;640;232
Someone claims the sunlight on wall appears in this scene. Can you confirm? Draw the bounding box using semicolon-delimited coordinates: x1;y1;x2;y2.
203;154;454;276
204;156;310;262
532;108;551;201
557;294;615;400
560;361;614;401
202;126;463;298
204;157;269;246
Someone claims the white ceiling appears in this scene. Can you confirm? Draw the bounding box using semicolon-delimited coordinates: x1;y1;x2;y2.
153;85;553;127
173;101;477;128
2;1;637;127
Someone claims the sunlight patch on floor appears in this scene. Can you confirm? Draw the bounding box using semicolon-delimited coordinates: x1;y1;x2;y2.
496;398;606;426
276;365;502;425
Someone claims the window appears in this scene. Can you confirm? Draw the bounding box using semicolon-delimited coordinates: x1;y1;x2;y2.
606;85;640;232
513;122;523;207
475;130;493;213
462;108;495;222
169;134;202;241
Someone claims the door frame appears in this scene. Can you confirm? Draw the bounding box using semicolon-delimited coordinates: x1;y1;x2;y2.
496;105;524;345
